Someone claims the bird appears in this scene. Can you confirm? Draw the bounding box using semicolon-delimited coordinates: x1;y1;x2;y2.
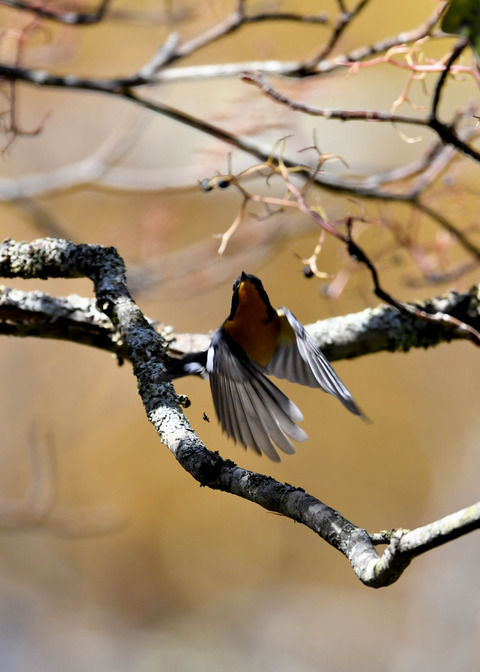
160;272;364;461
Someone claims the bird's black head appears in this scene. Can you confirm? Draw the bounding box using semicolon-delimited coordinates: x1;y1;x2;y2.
228;271;276;321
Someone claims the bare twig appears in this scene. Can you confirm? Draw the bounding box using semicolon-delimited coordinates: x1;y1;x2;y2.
344;219;480;347
199;155;480;345
1;51;479;203
295;0;372;75
2;0;445;79
0;0;111;25
0;13;50;150
241;70;430;127
242;66;480;163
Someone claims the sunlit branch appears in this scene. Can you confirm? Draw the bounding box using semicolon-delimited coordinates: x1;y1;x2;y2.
1;281;479;363
0;237;478;586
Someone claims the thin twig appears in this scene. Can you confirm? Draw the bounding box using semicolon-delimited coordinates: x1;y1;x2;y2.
296;0;372;74
0;0;111;25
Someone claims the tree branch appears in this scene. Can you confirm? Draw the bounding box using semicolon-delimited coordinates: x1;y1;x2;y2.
0;0;111;24
1;281;479;363
0;1;463;200
0;286;127;357
0;236;478;587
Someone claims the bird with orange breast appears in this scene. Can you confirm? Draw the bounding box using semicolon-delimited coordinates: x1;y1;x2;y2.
161;272;364;461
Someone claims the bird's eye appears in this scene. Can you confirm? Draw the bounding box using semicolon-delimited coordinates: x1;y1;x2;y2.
217;179;230;189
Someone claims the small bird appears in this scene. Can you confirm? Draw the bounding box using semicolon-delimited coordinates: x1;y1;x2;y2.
161;272;363;461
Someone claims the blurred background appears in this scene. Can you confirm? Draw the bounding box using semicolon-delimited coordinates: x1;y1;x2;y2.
0;1;479;670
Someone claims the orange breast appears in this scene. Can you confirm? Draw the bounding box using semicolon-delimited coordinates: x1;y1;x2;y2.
223;281;281;366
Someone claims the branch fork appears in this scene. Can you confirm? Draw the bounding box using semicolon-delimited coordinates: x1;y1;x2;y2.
1;236;478;586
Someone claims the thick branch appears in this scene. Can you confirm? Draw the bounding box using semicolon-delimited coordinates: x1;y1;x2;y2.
1;237;478;587
307;286;480;359
1;284;479;363
0;286;126;356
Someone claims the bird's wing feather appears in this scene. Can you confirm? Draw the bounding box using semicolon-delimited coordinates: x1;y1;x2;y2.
266;308;363;417
207;329;307;461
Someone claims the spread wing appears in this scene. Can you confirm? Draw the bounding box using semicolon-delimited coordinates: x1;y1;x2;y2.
207;329;307;461
266;308;363;417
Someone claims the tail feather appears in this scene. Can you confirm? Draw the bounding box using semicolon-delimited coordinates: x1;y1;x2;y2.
159;352;208;381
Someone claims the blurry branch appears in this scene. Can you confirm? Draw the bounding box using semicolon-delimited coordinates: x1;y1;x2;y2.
0;0;194;25
295;0;370;73
200;127;480;260
1;34;479;239
0;0;111;24
0;107;149;199
153;3;446;82
2;104;478;211
0;2;466;195
2;113;479;281
0;58;296;172
242;39;480;163
0;0;476;264
4;0;443;80
0;236;479;585
0;425;122;536
0;13;51;151
200;152;480;346
428;38;480;162
1;0;329;28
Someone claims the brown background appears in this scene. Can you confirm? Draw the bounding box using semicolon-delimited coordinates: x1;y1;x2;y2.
0;1;479;670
